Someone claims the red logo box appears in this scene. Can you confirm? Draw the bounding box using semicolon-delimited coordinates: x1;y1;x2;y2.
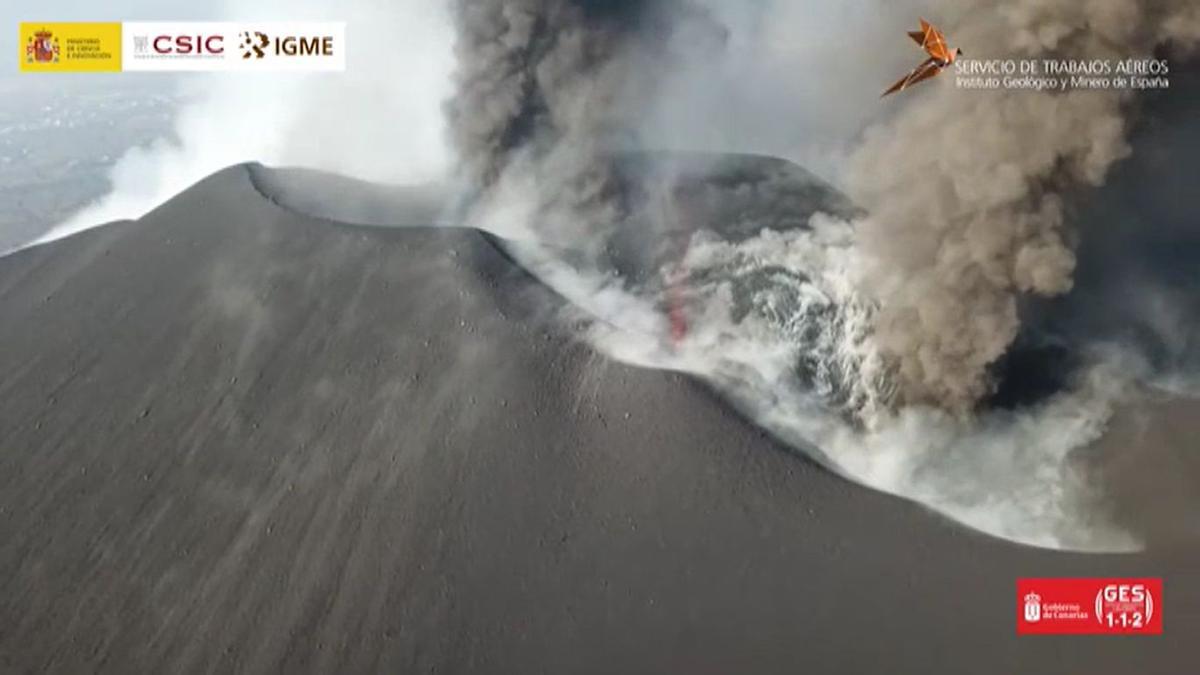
1017;578;1162;635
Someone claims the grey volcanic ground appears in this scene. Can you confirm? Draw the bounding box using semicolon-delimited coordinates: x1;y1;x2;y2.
1;165;1197;673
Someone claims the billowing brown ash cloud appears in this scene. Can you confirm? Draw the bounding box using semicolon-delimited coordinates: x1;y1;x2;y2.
446;0;1200;425
849;0;1200;414
445;0;724;257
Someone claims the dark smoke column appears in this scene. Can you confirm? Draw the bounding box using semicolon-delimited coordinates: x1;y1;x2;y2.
444;0;724;254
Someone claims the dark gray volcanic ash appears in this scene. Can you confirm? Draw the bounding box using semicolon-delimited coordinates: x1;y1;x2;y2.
0;164;1197;673
249;166;451;229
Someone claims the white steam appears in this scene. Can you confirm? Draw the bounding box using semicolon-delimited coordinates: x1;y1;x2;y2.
28;0;454;248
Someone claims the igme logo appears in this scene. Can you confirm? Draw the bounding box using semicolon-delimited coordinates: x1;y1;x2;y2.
279;35;335;56
239;30;335;60
239;31;270;59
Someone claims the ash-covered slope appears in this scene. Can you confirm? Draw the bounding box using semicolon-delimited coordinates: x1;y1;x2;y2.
0;165;1194;673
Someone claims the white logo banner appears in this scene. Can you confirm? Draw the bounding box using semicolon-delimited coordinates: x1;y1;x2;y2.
123;22;345;72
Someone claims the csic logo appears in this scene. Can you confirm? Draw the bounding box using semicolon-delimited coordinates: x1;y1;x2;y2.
137;34;224;56
25;29;60;63
155;34;223;56
239;30;335;60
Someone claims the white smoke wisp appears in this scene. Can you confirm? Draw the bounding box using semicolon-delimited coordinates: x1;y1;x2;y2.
639;0;930;180
27;0;454;249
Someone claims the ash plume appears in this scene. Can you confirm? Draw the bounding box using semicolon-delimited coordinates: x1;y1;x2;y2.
445;0;724;256
849;0;1200;413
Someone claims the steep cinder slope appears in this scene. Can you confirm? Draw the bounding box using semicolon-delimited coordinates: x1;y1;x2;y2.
0;165;1193;674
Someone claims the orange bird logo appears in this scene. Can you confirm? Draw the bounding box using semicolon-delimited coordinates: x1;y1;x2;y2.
882;19;962;98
